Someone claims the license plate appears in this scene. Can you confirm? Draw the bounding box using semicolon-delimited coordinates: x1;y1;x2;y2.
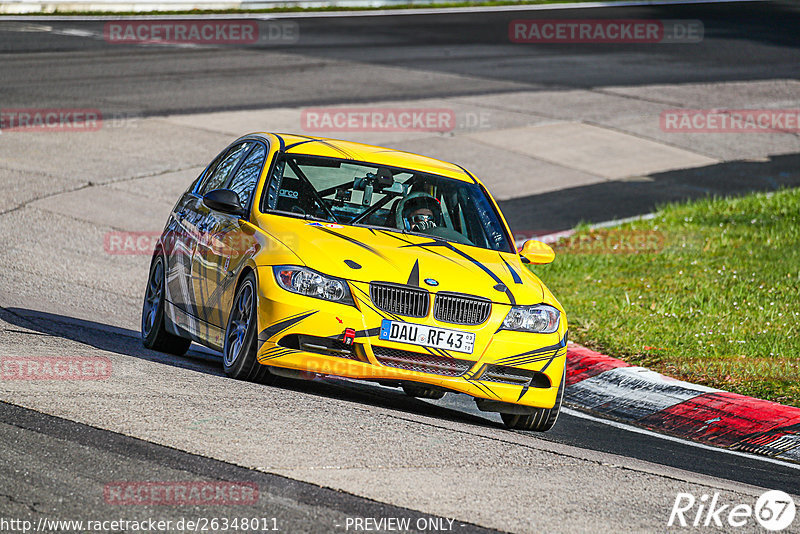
379;319;475;354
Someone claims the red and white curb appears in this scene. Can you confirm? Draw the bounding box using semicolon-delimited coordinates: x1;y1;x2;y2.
565;343;800;463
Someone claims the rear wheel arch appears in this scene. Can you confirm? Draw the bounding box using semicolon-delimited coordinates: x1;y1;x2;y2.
141;252;192;356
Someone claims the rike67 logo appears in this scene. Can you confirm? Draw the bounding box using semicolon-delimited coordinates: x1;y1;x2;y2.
669;490;796;531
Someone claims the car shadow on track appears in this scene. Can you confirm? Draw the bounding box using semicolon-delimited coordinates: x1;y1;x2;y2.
2;307;500;430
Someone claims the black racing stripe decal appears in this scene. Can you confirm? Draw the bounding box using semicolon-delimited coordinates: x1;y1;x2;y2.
538;348;565;373
258;311;318;343
507;290;518;306
463;364;485;381
500;255;523;285
494;332;567;364
275;134;286;152
407;259;420;287
401;240;516;305
498;351;563;369
261;348;298;361
354;327;381;338
377;230;466;267
393;238;468;267
421;346;439;357
306;138;354;159
430;347;453;359
517;385;529;401
377;229;416;245
495;344;562;364
351;285;403;322
498;346;566;373
284;139;315;151
276;134;352;158
453;163;479;184
316;227;388;259
440;348;459;360
469;379;501;400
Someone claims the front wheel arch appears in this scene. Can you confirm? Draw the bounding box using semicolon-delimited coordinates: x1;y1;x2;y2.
222;268;275;384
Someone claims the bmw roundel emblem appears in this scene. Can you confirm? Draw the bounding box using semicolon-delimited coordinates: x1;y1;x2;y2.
424;278;439;286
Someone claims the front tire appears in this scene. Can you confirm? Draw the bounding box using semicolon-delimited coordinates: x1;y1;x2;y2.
501;365;566;432
141;254;192;356
223;271;275;384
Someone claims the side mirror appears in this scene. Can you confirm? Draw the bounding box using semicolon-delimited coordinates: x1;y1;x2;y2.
203;189;246;217
520;239;555;265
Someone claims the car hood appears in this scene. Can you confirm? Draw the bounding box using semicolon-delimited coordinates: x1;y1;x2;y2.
259;216;544;306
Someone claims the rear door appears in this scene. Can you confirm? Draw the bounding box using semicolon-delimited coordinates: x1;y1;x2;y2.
164;157;222;320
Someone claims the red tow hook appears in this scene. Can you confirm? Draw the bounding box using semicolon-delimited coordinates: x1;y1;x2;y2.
342;328;356;346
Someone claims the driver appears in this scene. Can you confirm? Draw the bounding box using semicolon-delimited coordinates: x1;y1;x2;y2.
402;195;443;232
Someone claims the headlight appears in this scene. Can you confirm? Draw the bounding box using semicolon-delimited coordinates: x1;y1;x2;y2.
501;304;560;333
273;266;354;305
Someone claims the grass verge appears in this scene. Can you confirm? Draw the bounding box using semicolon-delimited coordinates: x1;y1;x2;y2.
530;188;800;407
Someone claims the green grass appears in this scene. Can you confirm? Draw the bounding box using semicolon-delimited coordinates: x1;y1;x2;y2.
530;188;800;407
11;0;631;16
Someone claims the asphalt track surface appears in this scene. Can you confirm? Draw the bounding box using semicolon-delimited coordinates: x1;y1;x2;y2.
1;2;800;532
2;1;800;230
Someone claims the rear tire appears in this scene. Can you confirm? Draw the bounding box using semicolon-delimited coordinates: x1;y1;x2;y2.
501;365;565;432
141;254;192;356
223;271;276;384
402;383;445;400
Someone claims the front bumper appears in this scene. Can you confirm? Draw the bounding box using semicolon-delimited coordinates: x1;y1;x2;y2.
255;269;567;409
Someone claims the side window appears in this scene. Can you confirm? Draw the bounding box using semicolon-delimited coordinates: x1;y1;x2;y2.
266;159;313;215
274;163;304;213
226;143;266;208
197;142;250;195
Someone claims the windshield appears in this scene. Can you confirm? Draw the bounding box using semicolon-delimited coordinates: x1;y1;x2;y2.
261;154;513;253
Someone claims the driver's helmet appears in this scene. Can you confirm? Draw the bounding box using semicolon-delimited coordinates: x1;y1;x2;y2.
402;194;442;231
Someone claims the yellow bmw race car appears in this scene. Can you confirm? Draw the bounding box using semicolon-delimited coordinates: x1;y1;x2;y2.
141;133;568;431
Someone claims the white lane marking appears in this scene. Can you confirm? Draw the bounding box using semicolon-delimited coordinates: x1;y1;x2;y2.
563;407;800;471
334;377;800;470
0;22;205;47
0;0;770;21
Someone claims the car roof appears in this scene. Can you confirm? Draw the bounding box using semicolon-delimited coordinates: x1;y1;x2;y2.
248;133;477;184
